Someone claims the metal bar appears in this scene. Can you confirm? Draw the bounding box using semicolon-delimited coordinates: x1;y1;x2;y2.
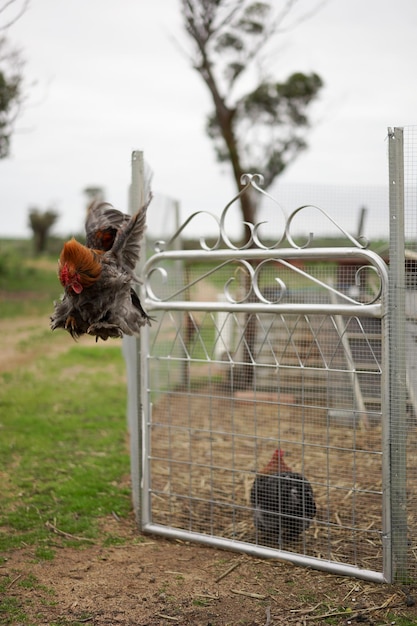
387;126;407;582
140;348;151;529
144;247;388;313
144;246;389;269
145;300;383;317
143;523;387;583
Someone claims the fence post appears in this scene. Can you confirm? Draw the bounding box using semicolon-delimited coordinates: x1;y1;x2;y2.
123;150;148;524
387;127;407;581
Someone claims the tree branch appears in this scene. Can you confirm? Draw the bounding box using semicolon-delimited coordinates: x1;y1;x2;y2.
0;0;29;31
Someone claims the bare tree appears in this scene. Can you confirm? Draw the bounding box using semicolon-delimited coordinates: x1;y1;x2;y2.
179;0;323;233
28;207;59;255
0;0;29;31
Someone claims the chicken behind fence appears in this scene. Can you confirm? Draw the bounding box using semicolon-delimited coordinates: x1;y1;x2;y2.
250;449;316;545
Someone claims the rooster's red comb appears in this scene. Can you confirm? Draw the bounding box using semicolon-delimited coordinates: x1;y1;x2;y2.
59;238;102;287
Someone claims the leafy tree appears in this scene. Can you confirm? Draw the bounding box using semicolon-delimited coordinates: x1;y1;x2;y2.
0;0;28;158
28;207;59;255
0;36;23;158
179;0;323;232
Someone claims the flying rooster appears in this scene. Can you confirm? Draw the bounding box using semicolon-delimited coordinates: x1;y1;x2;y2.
50;195;153;341
250;449;316;544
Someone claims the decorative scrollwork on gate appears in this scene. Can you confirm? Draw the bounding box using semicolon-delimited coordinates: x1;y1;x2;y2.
144;174;387;311
153;173;368;253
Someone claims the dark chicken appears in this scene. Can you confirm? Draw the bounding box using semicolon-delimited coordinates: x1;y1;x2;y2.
50;196;153;341
250;449;316;544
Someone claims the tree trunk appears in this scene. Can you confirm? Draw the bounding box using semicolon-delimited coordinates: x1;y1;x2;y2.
190;22;260;389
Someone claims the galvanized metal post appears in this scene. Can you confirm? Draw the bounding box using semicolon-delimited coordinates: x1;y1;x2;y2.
123;150;147;524
387;127;407;581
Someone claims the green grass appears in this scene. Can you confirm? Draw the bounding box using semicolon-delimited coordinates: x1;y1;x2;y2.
0;593;28;624
0;243;62;318
0;240;132;560
0;572;55;624
388;618;417;626
0;344;131;552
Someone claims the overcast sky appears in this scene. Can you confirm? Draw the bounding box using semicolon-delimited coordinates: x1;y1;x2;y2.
0;0;416;242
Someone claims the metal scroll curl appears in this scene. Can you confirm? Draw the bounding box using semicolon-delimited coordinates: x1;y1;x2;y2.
143;253;385;308
219;174;288;251
152;173;288;253
152;173;370;253
249;258;384;307
144;259;254;304
154;210;222;253
285;204;369;250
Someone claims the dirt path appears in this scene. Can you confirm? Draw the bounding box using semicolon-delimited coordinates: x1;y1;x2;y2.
0;314;122;373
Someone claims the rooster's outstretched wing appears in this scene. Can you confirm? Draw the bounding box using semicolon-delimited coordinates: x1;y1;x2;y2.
85;201;130;251
107;194;152;271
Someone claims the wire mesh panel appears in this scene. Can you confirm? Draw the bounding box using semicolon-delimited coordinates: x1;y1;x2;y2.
139;175;390;582
389;126;417;583
404;129;417;585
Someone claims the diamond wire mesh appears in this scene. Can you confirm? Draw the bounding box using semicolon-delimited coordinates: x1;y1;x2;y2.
142;246;387;579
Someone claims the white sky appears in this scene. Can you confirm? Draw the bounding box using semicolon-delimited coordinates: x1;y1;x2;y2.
0;0;416;242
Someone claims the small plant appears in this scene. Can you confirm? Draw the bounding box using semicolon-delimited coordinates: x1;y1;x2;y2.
18;573;39;589
0;595;28;623
299;592;318;603
35;546;55;560
193;597;210;606
102;535;128;547
386;616;417;626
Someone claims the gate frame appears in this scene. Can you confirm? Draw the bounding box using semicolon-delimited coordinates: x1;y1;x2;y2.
140;246;389;583
126;138;411;582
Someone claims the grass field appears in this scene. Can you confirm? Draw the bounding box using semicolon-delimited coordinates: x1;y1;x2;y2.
0;241;61;318
0;344;131;552
0;244;133;550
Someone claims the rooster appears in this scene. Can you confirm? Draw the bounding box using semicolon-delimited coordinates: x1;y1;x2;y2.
250;449;316;544
50;196;153;341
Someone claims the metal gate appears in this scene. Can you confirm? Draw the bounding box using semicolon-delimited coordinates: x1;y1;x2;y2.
133;170;393;583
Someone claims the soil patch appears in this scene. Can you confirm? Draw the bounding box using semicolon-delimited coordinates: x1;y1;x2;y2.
2;513;417;626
